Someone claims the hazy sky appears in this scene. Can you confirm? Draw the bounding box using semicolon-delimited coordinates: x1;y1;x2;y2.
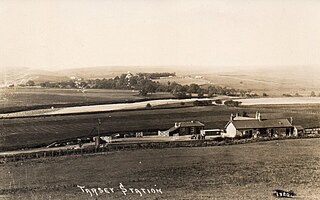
0;0;320;71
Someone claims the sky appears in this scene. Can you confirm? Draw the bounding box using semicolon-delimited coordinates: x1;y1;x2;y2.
0;0;320;71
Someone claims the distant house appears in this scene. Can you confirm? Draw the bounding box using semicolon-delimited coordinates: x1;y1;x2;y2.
224;112;294;138
162;121;205;137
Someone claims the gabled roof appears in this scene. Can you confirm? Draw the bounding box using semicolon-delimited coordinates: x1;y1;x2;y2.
167;121;205;132
233;116;257;121
179;121;205;127
168;126;179;132
228;119;293;130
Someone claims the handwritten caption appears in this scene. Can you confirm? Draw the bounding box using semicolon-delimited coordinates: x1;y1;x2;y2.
77;183;163;197
273;189;295;198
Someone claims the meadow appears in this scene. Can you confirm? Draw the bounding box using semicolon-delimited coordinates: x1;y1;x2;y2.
0;88;173;113
0;103;320;151
0;139;320;199
199;73;320;97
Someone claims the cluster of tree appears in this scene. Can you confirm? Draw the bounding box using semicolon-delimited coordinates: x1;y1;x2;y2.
136;72;176;79
169;83;251;98
310;91;320;97
38;73;250;97
224;100;242;107
193;100;213;106
282;91;320;97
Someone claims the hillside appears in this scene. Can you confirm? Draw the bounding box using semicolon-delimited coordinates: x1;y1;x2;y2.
1;66;319;96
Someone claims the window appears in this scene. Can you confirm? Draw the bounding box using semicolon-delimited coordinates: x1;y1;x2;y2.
190;127;195;134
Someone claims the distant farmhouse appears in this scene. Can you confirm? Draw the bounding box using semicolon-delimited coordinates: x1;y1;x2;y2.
224;112;294;138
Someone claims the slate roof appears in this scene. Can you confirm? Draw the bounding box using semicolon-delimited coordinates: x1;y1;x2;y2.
179;121;205;127
168;126;179;132
230;119;293;130
167;121;204;132
233;116;258;121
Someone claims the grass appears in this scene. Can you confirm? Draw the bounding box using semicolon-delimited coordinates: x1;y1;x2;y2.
0;103;320;151
0;139;320;199
0;88;173;113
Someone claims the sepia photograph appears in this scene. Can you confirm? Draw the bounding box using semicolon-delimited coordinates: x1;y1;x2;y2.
0;0;320;199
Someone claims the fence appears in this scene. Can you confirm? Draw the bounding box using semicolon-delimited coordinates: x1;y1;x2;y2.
1;135;320;163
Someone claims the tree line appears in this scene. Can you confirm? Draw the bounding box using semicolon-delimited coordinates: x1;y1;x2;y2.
39;73;251;98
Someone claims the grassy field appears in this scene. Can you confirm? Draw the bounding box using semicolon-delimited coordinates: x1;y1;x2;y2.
0;103;320;151
0;88;173;113
200;73;320;97
154;76;210;85
0;139;320;199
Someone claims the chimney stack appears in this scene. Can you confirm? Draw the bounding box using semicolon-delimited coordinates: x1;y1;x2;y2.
230;113;234;121
290;117;293;125
256;111;261;121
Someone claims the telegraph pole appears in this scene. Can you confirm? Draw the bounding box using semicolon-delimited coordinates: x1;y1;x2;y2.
95;119;101;149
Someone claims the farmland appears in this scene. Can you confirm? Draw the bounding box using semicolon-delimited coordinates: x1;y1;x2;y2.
0;88;173;113
1;103;320;151
1;139;320;199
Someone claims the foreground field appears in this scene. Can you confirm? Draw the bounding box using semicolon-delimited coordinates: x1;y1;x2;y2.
0;139;320;199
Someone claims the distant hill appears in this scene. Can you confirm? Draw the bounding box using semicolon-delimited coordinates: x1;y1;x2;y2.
0;67;69;86
1;66;319;97
198;66;320;96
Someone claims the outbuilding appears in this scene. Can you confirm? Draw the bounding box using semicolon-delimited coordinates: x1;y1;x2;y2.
165;121;205;137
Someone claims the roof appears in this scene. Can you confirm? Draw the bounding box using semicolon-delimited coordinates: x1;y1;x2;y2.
233;116;257;121
167;121;205;132
179;121;205;127
228;119;293;130
167;126;179;132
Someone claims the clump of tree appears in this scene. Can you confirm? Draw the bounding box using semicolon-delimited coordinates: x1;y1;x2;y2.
193;100;212;106
136;72;176;79
224;100;242;107
26;80;35;86
214;99;222;104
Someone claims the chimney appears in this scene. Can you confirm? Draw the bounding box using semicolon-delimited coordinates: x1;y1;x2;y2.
236;113;239;117
230;113;234;121
290;117;293;125
256;111;261;121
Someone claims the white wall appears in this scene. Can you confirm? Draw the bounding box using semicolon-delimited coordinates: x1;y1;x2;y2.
224;122;237;138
